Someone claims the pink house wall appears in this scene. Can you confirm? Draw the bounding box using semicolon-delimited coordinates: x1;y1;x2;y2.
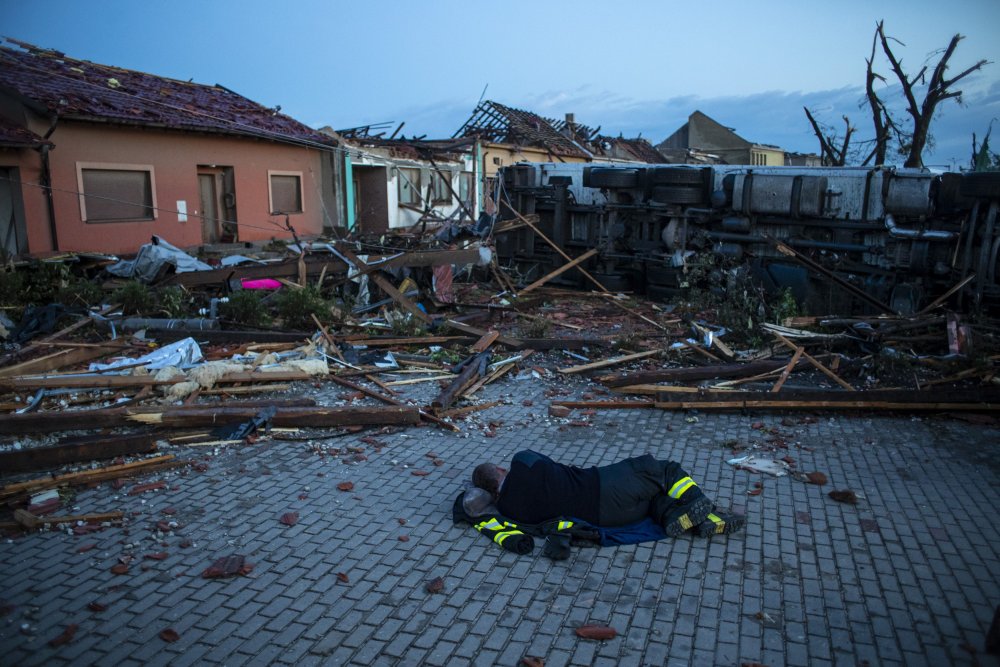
10;121;330;255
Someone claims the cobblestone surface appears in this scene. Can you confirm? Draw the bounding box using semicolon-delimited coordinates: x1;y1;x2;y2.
1;374;998;666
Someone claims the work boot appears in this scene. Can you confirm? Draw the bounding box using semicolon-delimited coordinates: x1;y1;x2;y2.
660;493;713;537
655;466;713;537
696;508;746;538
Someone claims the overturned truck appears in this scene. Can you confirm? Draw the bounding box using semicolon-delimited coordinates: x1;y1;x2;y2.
496;163;1000;314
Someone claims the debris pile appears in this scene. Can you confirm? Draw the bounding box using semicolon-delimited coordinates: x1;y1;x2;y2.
1;211;998;537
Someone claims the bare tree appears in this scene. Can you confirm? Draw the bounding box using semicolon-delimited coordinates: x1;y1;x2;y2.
877;23;990;168
804;108;853;166
861;22;908;166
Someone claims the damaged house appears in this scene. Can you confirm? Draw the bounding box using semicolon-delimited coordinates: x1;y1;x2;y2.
320;125;481;235
657;110;785;166
0;39;339;257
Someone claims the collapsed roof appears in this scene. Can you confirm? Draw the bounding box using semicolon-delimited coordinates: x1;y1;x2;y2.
0;38;335;147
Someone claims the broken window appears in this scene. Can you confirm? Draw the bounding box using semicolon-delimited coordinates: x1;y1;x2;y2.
398;168;422;206
459;172;474;206
430;170;452;204
77;164;155;222
268;171;303;214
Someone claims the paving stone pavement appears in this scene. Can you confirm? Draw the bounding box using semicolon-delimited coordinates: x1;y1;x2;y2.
1;374;998;666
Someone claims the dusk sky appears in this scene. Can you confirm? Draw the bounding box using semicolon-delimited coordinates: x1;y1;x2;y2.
3;0;999;169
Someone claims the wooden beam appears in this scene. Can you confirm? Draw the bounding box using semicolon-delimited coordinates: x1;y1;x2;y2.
599;360;803;388
128;406;420;428
771;346;805;392
431;351;489;410
0;370;315;393
771;331;855;391
0;432;159;473
558;349;661;374
0;398;317;434
0;455;178;500
770;237;897;315
550;400;655;409
503;205;610;293
654;400;999;412
327;373;459;432
0;344;125;379
518;248;599;295
471;330;500;352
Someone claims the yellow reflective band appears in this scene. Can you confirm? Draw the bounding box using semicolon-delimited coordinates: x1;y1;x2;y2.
668;477;696;499
679;514;693;530
476;518;503;531
707;513;722;523
557;521;574;530
715;522;725;535
494;529;522;545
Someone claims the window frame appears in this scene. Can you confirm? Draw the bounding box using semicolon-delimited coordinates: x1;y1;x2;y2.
397;167;422;206
267;170;304;215
76;162;157;223
459;172;474;206
430;169;453;204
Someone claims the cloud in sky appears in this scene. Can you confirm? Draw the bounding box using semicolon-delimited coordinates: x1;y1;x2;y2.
369;75;999;169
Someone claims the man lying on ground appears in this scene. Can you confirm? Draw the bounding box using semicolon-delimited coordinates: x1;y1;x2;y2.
455;449;743;556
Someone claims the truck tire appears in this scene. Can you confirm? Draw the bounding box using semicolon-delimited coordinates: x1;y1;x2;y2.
651;185;705;205
648;167;706;185
960;172;1000;199
586;168;641;189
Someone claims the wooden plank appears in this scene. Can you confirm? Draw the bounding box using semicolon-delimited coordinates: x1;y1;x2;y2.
14;510;124;529
654;400;999;412
771;331;855;391
326;373;460;432
550;400;655;409
599;360;808;388
610;385;702;394
0;433;159;474
129;406;420;428
600;294;672;332
771;238;897;315
654;388;1000;403
558;349;661;374
471;330;500;353
0;370;314;393
0;398;317;434
771;346;805;392
518;248;599;295
431;351;489;409
0;344;125;379
503;206;609;293
445;320;522;348
0;455;177;499
384;375;454;386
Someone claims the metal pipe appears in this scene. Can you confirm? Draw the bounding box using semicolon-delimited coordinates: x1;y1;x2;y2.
884;214;956;241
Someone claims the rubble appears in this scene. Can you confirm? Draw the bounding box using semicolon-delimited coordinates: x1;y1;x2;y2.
0;203;997;545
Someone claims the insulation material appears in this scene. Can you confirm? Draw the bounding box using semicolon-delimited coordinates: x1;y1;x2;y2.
263;358;328;376
164;381;199;400
153;366;185;382
188;362;249;389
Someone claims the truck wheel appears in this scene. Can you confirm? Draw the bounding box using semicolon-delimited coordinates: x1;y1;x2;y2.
651;185;705;205
586;168;641;189
648;167;705;185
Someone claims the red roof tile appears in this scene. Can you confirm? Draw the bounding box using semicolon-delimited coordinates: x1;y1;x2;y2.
0;40;334;147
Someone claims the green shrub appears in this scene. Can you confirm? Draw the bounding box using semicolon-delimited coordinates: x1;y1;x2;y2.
56;277;104;308
273;286;329;331
112;281;155;316
157;286;190;318
0;270;24;308
219;290;272;328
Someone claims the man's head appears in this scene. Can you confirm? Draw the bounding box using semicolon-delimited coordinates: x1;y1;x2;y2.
472;462;504;500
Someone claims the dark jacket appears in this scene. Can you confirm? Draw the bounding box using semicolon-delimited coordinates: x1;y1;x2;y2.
496;450;673;527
